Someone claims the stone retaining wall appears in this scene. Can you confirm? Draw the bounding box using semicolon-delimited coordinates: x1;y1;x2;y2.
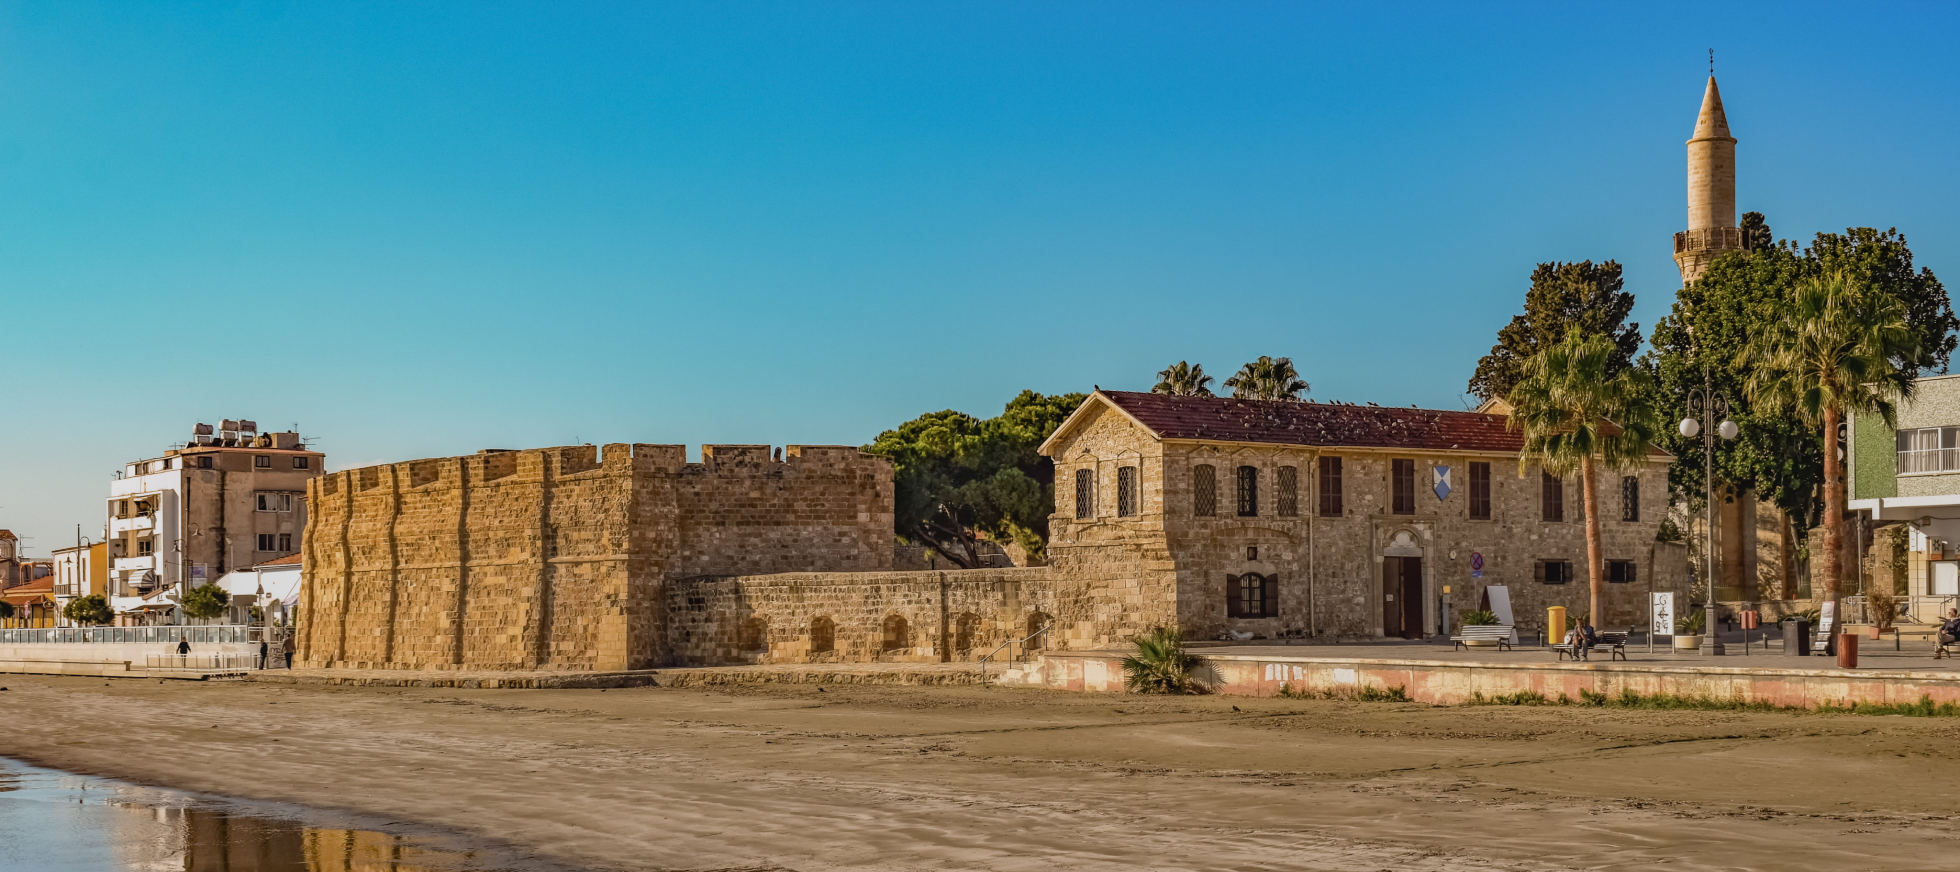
1035;650;1960;708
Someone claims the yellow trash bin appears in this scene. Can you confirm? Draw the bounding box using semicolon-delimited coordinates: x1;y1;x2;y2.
1547;606;1567;646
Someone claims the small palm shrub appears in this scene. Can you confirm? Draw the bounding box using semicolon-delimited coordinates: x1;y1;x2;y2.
1121;628;1203;694
1460;609;1499;627
1676;608;1706;635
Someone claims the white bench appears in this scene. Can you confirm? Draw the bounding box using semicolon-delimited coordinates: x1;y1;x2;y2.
1450;624;1514;652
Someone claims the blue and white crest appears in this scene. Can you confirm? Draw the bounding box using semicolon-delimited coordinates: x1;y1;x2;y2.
1432;465;1451;500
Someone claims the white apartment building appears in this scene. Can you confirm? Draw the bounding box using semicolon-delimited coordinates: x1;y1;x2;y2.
107;420;324;623
50;540;107;622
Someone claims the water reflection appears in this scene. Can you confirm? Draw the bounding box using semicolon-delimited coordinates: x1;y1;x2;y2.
0;759;501;872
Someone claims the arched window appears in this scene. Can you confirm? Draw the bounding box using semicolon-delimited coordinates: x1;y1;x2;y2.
1226;573;1279;618
953;612;981;654
1117;466;1139;517
1193;464;1217;516
738;618;768;652
1074;469;1094;519
809;616;835;654
881;614;910;652
1236;466;1259;517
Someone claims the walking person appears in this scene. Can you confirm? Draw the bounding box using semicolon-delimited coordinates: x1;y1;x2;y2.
258;639;269;669
176;637;190;656
282;634;296;669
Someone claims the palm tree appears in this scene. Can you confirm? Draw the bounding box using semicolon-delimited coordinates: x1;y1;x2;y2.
1121;627;1202;694
1152;361;1215;397
1224;356;1309;401
1745;271;1916;637
1507;331;1662;625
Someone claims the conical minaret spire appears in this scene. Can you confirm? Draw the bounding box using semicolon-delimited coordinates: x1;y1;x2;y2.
1674;76;1741;284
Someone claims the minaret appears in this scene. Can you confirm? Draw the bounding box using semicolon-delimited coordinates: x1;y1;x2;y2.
1673;77;1741;284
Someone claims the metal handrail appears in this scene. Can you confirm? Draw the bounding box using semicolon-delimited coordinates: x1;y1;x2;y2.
0;624;255;645
978;622;1051;681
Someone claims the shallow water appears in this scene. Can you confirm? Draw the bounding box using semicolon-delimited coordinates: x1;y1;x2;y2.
0;758;512;872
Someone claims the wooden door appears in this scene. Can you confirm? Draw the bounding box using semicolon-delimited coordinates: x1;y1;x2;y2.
1400;557;1424;639
1381;558;1402;637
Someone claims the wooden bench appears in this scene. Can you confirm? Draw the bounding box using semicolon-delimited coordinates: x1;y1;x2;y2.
1450;624;1514;652
1552;630;1629;661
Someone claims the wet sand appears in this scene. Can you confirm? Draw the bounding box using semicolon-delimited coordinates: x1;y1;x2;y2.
2;674;1957;871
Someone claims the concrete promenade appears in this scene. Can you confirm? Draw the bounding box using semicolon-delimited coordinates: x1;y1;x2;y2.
1034;633;1960;707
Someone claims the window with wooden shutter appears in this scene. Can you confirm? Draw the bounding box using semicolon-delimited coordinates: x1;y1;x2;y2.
1074;469;1094;519
1117;466;1139;517
1193;464;1216;516
1536;559;1571;585
1277;466;1298;516
1608;560;1636;584
1392;459;1415;515
1469;461;1491;520
1318;456;1343;516
1236;466;1259;517
1621;476;1640;522
1232;573;1270;618
1541;471;1564;522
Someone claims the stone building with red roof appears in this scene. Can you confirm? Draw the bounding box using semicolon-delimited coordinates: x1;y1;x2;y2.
1038;390;1683;641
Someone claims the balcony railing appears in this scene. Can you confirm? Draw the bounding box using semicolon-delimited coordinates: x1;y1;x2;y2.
0;624;256;645
1674;227;1746;254
1898;448;1960;475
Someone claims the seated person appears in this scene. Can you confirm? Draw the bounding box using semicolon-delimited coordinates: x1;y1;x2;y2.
1578;621;1599;659
1940;609;1960;646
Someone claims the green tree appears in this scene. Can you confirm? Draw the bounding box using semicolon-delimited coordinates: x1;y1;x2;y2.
178;582;230;621
1469;261;1640;402
62;594;113;626
1649;226;1954;539
1744;271;1916;638
1740;211;1773;253
0;601;13;620
1223;356;1308;401
1152;361;1214;397
865;390;1086;568
1507;332;1663;624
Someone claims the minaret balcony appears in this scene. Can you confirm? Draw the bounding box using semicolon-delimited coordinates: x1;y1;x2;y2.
1674;227;1744;255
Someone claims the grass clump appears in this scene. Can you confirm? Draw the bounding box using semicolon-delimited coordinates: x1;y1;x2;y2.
1475;687;1960;717
1467;689;1555;706
1277;682;1411;702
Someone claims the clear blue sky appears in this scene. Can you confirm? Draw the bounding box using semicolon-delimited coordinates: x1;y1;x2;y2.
3;2;1957;555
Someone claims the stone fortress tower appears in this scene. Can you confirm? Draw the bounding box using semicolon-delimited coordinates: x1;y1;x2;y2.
1673;77;1743;284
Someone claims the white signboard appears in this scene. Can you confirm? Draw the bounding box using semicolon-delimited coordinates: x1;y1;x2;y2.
1484;585;1519;645
1650;592;1675;637
1820;601;1835;634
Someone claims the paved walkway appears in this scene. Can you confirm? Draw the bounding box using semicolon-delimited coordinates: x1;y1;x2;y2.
250;661;987;689
1199;626;1959;671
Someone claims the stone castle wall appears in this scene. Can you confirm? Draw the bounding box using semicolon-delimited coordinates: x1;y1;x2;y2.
299;443;893;671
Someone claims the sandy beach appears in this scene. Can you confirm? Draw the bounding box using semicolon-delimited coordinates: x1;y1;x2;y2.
3;674;1959;871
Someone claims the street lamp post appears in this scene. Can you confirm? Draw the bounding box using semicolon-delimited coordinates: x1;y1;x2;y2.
1681;368;1738;656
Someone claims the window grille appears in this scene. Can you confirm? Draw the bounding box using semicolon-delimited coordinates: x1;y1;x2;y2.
1469;461;1492;519
1318;457;1343;516
1392;459;1415;515
1621;476;1640;522
1117;466;1139;517
1236;466;1259;517
1276;466;1298;516
1541;471;1564;522
1226;573;1279;618
1074;469;1094;519
1193;464;1216;516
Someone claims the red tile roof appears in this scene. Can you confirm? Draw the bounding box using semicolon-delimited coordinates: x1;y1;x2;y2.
1;575;55;604
1095;390;1528;452
252;553;303;568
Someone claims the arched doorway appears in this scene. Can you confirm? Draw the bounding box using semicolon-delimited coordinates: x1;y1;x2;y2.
953;612;981;656
881;614;910;652
1381;529;1425;639
738;618;768;653
1026;612;1053;649
809;616;835;654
